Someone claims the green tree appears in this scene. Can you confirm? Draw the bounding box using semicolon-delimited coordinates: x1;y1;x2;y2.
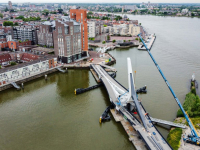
112;39;116;43
10;62;16;65
5;7;9;12
16;15;24;19
115;15;122;21
58;8;63;14
14;22;19;26
102;41;106;44
191;13;195;16
0;13;3;18
107;35;110;40
3;21;13;26
88;11;93;15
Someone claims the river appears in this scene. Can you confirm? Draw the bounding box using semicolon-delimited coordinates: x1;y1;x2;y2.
0;15;200;150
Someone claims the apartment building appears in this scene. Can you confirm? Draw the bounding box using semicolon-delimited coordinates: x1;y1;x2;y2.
87;21;95;38
12;26;38;45
128;24;140;36
37;21;55;47
70;9;88;51
53;17;84;63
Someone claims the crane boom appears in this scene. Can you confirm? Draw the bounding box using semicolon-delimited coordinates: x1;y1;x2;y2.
138;34;199;138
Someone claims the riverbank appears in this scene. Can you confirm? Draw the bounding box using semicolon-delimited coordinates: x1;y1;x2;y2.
167;79;200;150
0;51;116;92
95;11;200;18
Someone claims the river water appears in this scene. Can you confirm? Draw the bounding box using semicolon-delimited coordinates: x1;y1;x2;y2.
0;15;200;150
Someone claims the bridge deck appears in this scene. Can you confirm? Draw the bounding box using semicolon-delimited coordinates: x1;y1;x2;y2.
150;117;186;129
92;64;172;150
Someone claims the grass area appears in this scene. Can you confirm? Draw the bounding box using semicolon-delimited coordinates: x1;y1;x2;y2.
167;128;182;150
190;117;200;129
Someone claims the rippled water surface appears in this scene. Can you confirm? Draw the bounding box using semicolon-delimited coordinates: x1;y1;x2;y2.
0;15;200;150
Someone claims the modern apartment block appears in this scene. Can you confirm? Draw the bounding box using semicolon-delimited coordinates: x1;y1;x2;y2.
53;17;86;63
87;21;95;38
37;21;55;47
128;24;141;36
12;26;38;45
70;9;88;51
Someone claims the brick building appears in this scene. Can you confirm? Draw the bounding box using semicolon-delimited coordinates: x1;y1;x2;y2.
53;17;87;63
37;21;55;48
0;42;8;51
0;53;12;65
70;9;88;51
0;40;31;51
8;40;32;51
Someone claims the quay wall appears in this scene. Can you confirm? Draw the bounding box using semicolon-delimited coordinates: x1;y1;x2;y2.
0;57;58;91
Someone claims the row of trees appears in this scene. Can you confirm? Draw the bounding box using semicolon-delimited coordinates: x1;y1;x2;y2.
15;15;41;22
3;21;18;26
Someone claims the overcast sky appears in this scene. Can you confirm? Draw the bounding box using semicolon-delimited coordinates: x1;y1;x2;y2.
3;0;200;3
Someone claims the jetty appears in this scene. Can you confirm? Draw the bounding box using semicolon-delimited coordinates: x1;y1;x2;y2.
138;34;156;50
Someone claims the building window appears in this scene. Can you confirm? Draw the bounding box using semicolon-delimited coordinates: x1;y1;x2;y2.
70;27;73;35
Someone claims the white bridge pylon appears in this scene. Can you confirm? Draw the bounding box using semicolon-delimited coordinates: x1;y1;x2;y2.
127;57;135;103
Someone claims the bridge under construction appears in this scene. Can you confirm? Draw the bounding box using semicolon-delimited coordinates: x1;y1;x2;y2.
91;61;173;150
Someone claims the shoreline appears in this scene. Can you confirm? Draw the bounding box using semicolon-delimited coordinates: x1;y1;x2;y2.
94;11;200;18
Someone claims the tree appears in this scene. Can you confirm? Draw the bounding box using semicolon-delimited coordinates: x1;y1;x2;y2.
107;35;110;40
115;15;122;21
112;39;116;43
58;8;63;14
102;41;106;44
64;13;68;16
0;13;3;18
88;11;93;15
10;62;16;66
14;22;19;26
3;21;13;26
191;13;195;16
5;7;9;12
16;15;24;19
45;12;49;16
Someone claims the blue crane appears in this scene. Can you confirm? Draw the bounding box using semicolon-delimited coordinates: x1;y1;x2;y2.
138;34;200;145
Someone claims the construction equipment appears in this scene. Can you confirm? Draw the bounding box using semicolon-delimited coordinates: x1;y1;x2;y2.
138;34;200;146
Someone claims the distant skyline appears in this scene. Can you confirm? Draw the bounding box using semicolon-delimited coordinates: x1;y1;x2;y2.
1;0;200;3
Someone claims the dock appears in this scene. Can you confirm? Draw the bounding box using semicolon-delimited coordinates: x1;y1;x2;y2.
138;34;156;50
110;108;148;150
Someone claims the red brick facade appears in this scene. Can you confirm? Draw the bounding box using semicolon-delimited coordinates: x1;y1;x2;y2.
70;9;88;51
